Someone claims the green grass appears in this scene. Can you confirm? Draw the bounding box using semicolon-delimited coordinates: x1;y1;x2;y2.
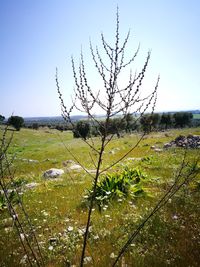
0;127;200;266
193;113;200;119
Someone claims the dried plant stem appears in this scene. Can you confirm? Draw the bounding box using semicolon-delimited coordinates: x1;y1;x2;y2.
57;8;159;266
0;126;44;267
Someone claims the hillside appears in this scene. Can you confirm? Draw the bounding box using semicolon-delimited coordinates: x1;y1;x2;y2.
0;127;200;266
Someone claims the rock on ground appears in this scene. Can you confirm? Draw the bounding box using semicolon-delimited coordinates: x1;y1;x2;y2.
25;182;39;189
43;168;64;179
164;134;200;149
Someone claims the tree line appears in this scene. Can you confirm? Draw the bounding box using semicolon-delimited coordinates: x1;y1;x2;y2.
0;111;196;134
73;112;195;139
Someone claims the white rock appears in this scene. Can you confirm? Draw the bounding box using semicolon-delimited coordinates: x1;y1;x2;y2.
25;182;38;189
69;164;82;170
43;168;64;179
154;148;163;152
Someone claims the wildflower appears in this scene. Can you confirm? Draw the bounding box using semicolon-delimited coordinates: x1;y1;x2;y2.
110;252;116;258
93;234;99;240
78;228;85;236
20;255;27;264
67;226;73;232
172;214;178;220
84;256;92;263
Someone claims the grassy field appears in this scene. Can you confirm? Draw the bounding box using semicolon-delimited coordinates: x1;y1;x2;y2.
0;127;200;266
193;113;200;119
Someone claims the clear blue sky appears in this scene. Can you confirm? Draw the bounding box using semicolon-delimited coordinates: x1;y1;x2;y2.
1;0;199;118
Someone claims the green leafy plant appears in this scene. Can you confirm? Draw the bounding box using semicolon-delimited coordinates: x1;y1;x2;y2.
10;178;27;188
86;167;146;209
0;190;19;211
0;192;7;210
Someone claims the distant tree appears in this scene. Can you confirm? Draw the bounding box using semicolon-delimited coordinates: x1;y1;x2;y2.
32;123;39;130
140;114;152;133
151;113;160;130
160;113;172;129
123;113;135;133
140;113;160;133
7;116;24;131
98;118;126;138
173;112;193;128
0;115;5;124
73;120;90;140
109;118;126;137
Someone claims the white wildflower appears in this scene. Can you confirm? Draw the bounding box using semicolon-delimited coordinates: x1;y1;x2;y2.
172;215;178;220
93;234;99;240
20;255;27;264
110;252;116;258
84;256;92;263
67;226;73;232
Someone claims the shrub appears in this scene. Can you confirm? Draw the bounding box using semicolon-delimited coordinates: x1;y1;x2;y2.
7;116;24;131
73;121;90;140
0;115;5;124
86;167;146;209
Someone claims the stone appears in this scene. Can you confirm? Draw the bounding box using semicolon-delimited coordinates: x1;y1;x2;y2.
69;164;82;170
21;158;39;163
151;145;163;152
62;160;76;167
25;182;38;189
43;168;64;179
164;134;200;149
154;148;163;152
63;160;82;171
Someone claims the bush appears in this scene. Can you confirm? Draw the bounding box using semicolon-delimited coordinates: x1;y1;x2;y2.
7;116;24;131
86;167;146;209
73;121;90;140
0;115;5;124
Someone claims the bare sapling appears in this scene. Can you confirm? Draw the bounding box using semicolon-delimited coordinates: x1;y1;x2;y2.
56;7;159;266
